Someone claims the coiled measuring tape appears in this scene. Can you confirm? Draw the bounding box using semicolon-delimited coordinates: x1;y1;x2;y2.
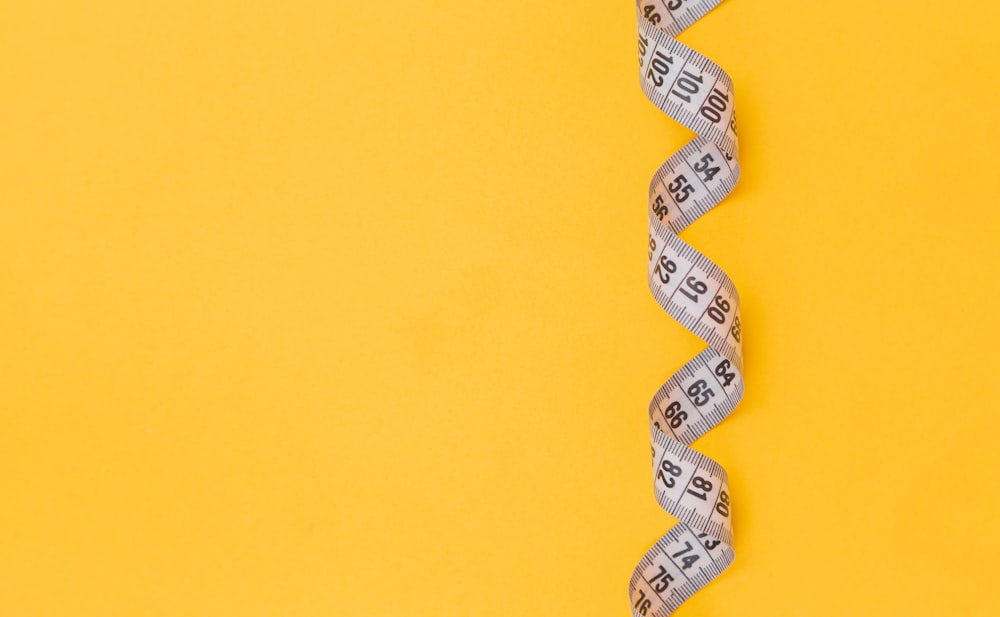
628;1;743;615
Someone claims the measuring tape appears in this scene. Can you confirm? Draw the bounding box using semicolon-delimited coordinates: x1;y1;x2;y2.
628;1;743;615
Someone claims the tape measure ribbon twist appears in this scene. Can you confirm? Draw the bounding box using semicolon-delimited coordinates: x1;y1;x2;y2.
628;1;743;615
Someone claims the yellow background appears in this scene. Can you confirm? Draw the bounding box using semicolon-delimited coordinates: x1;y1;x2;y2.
1;1;998;615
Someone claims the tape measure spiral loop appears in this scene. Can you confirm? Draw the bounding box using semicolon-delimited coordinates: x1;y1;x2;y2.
629;2;743;615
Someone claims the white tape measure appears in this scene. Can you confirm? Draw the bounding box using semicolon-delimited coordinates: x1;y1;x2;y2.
628;1;743;615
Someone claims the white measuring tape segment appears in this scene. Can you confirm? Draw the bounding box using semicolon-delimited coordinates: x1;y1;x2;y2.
628;1;743;615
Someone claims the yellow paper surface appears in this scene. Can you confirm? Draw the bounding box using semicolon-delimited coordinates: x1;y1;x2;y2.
1;1;998;615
